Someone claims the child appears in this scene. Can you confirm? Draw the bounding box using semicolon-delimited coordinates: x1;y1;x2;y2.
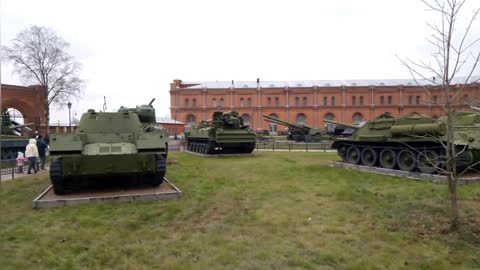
16;152;25;173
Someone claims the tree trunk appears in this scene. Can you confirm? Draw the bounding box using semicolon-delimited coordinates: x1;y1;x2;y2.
45;103;50;136
448;174;460;230
446;92;460;231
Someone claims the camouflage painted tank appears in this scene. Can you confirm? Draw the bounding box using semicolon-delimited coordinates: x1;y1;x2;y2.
49;99;168;194
1;108;33;160
186;111;256;154
329;112;480;173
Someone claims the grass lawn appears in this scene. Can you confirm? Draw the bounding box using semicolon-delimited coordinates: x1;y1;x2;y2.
1;152;480;270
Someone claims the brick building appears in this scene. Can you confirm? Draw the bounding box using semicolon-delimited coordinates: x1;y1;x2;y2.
170;78;480;133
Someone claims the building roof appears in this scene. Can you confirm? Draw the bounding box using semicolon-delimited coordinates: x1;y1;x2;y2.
181;76;480;89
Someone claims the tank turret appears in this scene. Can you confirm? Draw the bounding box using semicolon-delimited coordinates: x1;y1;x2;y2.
48;99;168;194
186;111;256;154
331;112;480;174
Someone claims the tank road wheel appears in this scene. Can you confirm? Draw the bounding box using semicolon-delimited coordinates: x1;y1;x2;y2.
417;150;439;174
206;142;215;155
397;149;416;171
361;148;378;167
50;158;66;195
379;149;397;169
152;155;166;186
346;146;361;164
337;144;349;161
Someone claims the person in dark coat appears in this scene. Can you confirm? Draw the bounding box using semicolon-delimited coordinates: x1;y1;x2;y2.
36;135;48;170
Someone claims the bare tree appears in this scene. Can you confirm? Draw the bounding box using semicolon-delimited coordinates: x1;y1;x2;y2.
2;25;85;134
399;0;480;230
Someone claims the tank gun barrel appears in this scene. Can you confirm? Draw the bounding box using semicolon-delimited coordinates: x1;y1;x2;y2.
324;119;360;129
468;104;480;112
149;98;155;106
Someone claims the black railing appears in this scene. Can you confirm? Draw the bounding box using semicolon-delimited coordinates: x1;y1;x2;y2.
0;158;51;180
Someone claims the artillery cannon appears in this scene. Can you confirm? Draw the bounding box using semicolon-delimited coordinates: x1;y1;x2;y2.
185;111;256;154
262;114;325;142
324;119;362;137
48;99;168;194
1;109;34;160
331;111;480;174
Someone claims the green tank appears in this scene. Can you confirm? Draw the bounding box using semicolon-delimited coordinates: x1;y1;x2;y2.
49;99;168;194
185;111;256;154
1;108;33;160
329;112;480;173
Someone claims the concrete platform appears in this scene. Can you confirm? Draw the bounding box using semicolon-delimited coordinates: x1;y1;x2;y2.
184;150;257;157
32;178;182;209
330;161;480;184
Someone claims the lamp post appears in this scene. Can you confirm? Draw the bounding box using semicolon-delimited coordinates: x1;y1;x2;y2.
67;101;72;132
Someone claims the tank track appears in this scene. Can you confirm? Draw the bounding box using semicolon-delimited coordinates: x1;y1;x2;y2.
151;155;166;186
50;158;66;194
335;141;474;174
186;139;255;154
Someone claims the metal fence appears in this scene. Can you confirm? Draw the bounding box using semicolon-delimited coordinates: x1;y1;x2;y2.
0;158;51;180
255;141;334;152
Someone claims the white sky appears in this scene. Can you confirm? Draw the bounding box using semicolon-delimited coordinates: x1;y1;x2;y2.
1;0;479;123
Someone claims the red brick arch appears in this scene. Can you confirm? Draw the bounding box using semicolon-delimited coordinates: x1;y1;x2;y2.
1;84;48;135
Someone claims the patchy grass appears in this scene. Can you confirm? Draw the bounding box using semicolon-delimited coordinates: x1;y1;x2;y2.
1;152;480;270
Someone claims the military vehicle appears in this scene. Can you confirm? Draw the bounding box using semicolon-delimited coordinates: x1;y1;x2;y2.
262;114;329;142
185;111;256;154
49;99;168;194
330;112;480;173
1;109;33;160
324;119;365;137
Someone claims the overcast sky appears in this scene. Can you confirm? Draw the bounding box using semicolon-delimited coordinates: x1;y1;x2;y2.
1;0;479;123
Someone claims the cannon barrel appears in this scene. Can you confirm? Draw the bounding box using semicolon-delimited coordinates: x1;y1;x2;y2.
468;104;480;112
8;122;34;130
262;114;311;130
324;119;360;129
148;98;156;106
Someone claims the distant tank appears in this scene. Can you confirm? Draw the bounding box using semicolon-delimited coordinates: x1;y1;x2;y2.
186;111;256;154
49;99;168;194
1;109;33;160
329;112;480;173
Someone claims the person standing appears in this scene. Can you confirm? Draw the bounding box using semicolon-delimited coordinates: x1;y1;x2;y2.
36;135;48;170
16;152;25;173
25;138;39;174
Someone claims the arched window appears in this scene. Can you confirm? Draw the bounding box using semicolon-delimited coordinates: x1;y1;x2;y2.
212;98;217;107
323;96;328;106
241;114;251;126
5;108;25;124
184;98;189;107
352;112;363;123
325;112;335;121
240;97;245;107
247;97;252;106
219;98;224;107
296;113;306;124
192;98;197;107
269;113;279;132
331;96;336;106
295;97;300;106
186;114;196;127
302;96;307;106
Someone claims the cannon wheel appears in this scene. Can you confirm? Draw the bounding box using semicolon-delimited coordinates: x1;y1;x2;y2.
50;158;65;194
346;146;361;164
361;148;377;166
417;150;439;174
397;149;416;171
379;149;397;169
